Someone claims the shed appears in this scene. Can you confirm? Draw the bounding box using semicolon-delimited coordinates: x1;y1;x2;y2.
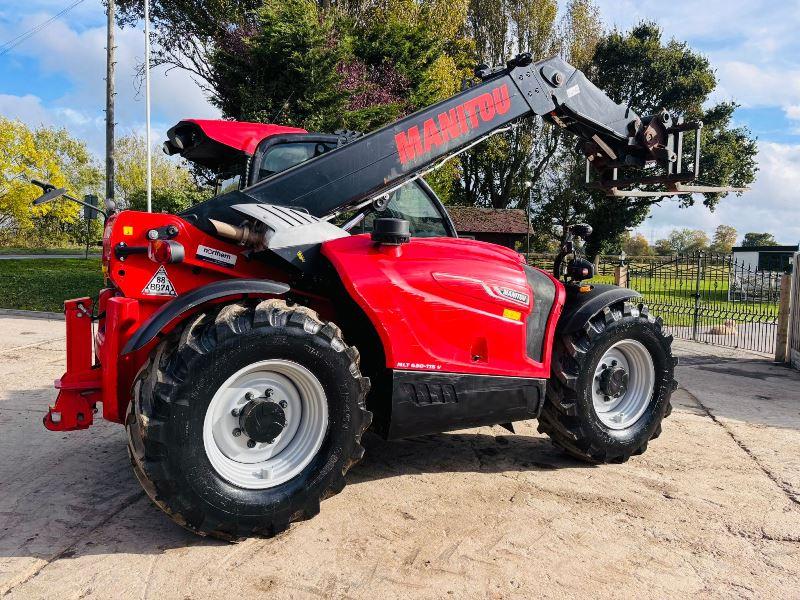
731;244;798;273
447;207;528;249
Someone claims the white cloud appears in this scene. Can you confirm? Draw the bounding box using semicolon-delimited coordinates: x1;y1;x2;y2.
0;14;220;156
0;93;51;125
785;105;800;121
714;62;800;109
635;141;800;246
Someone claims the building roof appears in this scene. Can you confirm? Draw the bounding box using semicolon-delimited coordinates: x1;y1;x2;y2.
447;206;528;235
732;244;799;252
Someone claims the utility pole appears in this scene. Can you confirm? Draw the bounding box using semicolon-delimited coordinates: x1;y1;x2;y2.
105;0;115;206
144;0;152;212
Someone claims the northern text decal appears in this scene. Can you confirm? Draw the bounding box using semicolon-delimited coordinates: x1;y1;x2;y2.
196;244;237;268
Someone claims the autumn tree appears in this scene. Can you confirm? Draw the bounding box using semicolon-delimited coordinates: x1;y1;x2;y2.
0;118;102;244
710;224;737;253
622;232;651;256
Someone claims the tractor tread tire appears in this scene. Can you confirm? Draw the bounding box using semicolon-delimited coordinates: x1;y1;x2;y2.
538;301;676;464
126;299;371;541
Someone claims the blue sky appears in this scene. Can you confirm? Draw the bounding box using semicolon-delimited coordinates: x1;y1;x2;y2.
1;0;799;245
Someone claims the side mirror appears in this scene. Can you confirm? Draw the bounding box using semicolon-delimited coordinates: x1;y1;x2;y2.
33;186;68;205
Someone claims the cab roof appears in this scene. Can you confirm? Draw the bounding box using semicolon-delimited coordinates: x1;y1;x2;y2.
178;119;307;155
163;119;307;175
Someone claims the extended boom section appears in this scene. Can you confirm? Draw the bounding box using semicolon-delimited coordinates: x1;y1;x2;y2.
184;54;690;224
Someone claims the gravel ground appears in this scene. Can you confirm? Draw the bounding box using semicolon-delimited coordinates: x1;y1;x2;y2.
0;316;798;599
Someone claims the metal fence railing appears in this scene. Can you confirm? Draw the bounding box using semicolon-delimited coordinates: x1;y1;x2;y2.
628;253;784;355
525;252;787;355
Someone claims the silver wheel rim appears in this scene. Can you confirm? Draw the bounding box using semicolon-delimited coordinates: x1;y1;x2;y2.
203;359;328;489
591;339;655;430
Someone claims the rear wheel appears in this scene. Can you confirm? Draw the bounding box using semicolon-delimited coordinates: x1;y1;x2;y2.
126;299;371;540
538;301;677;463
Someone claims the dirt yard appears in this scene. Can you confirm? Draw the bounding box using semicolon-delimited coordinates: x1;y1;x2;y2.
1;315;798;599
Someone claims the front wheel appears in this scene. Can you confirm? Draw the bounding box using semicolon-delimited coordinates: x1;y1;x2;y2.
539;301;677;463
126;299;371;540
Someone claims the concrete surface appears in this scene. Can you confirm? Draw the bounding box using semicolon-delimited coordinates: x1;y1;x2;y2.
0;316;798;599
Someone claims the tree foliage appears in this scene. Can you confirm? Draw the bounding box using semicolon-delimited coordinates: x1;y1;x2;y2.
455;0;593;210
710;224;737;253
114;133;209;211
622;232;651;256
113;2;760;254
655;228;709;254
0;118;101;243
742;232;778;247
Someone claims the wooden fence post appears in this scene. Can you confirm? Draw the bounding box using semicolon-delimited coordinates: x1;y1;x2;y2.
775;273;792;363
614;264;628;288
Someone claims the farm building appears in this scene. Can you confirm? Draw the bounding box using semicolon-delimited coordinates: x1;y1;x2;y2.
447;207;528;249
731;244;798;273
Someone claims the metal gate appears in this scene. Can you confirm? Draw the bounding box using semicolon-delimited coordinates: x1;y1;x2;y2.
789;254;800;369
628;252;783;355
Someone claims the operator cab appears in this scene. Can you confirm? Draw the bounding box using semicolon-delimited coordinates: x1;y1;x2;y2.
164;119;456;239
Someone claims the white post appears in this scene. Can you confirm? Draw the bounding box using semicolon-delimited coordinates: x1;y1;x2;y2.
144;0;152;212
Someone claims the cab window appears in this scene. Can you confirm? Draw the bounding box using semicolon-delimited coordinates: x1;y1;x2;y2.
349;183;449;238
257;142;336;180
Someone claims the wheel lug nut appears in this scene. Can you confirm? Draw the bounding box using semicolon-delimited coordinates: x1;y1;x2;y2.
611;360;618;366
231;408;240;417
247;439;256;448
279;400;287;409
265;388;273;397
232;428;242;437
246;391;256;400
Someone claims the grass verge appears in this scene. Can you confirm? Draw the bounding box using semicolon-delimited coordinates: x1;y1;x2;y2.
0;259;104;312
0;246;100;255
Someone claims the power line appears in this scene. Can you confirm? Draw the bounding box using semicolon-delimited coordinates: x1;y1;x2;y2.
0;0;87;58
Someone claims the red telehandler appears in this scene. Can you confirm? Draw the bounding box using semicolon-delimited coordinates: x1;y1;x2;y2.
31;54;732;540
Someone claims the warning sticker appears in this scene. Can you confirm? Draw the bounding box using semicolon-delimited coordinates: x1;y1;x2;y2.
142;266;177;297
196;244;237;268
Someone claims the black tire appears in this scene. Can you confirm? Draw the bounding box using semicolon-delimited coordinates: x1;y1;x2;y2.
538;301;677;463
126;299;371;540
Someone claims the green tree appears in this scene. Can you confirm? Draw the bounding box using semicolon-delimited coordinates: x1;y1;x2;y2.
114;133;207;209
0;118;101;243
710;224;737;253
208;0;347;130
456;0;598;210
742;232;778;247
660;228;709;254
653;238;673;256
590;22;756;210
